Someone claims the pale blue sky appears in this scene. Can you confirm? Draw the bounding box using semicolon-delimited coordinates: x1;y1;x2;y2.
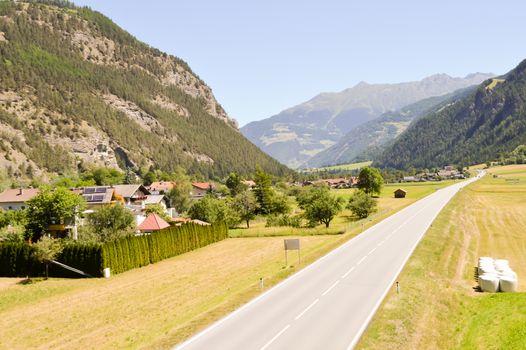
73;0;526;126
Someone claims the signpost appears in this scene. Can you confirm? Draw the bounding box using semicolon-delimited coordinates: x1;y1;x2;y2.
284;238;300;266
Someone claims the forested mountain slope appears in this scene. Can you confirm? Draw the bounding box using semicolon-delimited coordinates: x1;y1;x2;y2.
241;73;493;168
375;60;526;169
0;0;290;180
302;88;475;168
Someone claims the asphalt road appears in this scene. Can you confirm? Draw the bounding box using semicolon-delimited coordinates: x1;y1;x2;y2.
174;173;483;350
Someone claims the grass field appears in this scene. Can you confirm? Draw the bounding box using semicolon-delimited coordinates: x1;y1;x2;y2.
231;180;460;238
0;178;462;349
357;164;526;350
305;160;373;172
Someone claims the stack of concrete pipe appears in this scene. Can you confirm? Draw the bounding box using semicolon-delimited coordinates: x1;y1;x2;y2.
478;257;518;293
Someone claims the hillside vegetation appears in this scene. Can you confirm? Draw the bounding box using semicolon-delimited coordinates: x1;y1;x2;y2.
241;73;493;168
0;0;289;179
376;59;526;169
303;88;475;168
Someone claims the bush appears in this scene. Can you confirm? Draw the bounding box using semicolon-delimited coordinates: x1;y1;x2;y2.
83;204;136;243
347;190;377;219
265;214;302;228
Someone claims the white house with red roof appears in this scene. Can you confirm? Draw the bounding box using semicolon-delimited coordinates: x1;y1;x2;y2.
148;181;176;195
191;182;216;199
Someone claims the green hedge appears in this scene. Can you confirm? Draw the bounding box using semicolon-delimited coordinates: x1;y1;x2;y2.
0;222;228;277
102;222;228;274
0;243;40;277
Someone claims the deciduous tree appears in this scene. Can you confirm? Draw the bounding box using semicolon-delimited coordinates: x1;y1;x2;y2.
297;185;343;228
25;187;85;241
358;167;384;196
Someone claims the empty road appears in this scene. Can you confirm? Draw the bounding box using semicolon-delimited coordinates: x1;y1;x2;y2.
175;173;483;350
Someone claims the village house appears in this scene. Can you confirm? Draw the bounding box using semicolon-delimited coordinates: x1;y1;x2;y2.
191;182;216;199
71;186;116;208
113;184;150;205
0;188;40;211
143;194;176;218
148;181;176;195
137;212;170;233
324;178;349;188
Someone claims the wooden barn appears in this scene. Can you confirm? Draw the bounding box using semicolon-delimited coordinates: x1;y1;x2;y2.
394;188;407;198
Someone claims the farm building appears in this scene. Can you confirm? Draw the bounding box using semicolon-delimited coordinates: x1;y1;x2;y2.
394;188;407;198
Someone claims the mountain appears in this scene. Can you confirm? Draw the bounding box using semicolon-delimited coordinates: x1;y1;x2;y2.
375;59;526;170
241;73;494;168
302;87;476;168
0;0;290;180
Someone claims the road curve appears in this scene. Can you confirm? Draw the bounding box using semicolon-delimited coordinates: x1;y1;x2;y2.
174;173;483;350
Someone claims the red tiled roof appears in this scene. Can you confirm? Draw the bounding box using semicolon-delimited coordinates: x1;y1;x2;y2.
0;188;40;203
192;182;214;190
138;213;170;232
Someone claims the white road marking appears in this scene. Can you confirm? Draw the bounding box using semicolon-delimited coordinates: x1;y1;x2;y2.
377;240;385;246
368;247;377;255
342;266;355;279
295;299;319;320
356;256;367;265
322;280;340;296
174;173;485;350
260;324;290;350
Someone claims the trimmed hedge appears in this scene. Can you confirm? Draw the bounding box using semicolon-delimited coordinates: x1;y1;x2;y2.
102;222;228;274
0;222;228;277
0;243;40;277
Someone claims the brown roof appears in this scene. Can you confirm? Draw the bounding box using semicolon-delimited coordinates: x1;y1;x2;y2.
149;181;176;192
113;184;150;198
394;188;407;193
192;182;214;190
144;195;166;205
0;188;40;203
325;178;348;185
138;213;170;232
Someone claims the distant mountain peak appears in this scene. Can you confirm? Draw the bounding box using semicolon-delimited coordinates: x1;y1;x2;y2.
241;72;495;168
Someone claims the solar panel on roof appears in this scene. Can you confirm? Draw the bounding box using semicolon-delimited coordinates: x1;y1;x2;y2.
91;195;105;202
84;188;95;194
95;187;107;193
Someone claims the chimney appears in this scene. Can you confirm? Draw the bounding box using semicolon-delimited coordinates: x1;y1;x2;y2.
19;188;22;195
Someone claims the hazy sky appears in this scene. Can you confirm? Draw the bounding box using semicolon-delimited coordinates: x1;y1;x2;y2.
73;0;526;126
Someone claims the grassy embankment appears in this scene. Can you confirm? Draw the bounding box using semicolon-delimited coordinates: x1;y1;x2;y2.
0;179;459;350
357;164;526;350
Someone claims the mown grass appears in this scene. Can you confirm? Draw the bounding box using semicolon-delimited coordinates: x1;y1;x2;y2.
357;164;526;350
313;160;373;171
0;178;463;349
